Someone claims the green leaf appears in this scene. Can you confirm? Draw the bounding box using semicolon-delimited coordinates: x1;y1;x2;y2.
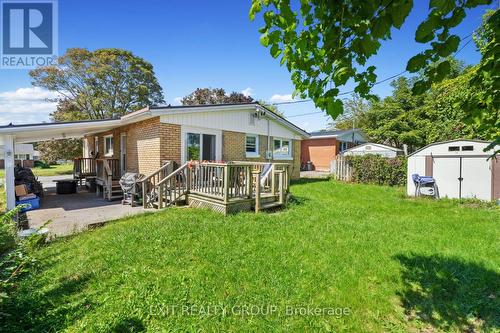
441;35;460;56
270;44;281;58
260;33;270;47
406;54;427;72
429;0;454;13
249;0;262;21
412;80;430;95
465;0;493;8
415;15;440;43
435;60;451;80
371;16;391;39
326;98;344;118
445;8;466;27
389;0;414;28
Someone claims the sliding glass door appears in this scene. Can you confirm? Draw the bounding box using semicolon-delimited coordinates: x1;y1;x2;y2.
186;133;216;161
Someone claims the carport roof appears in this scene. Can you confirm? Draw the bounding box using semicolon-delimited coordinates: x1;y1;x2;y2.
0;118;122;144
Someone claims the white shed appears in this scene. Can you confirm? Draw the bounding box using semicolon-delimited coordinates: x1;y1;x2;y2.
342;142;403;158
407;139;500;201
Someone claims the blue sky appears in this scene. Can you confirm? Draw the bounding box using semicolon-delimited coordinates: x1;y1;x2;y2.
0;0;494;131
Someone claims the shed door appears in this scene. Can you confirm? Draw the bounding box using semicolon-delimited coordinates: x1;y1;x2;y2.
433;158;461;199
461;157;491;200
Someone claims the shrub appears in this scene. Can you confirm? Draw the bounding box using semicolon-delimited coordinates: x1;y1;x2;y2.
34;160;51;169
345;155;407;186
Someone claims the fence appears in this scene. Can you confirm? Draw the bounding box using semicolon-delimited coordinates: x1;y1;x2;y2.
330;156;353;181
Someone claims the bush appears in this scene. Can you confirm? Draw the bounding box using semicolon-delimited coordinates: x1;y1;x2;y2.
345;155;407;186
33;160;51;169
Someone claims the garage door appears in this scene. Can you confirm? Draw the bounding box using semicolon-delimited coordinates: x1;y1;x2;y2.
433;158;460;199
462;157;491;200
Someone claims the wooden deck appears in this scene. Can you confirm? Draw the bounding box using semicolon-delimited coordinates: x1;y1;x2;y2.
140;161;290;214
74;158;291;214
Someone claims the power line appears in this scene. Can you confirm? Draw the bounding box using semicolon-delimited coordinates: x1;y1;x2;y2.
275;32;475;110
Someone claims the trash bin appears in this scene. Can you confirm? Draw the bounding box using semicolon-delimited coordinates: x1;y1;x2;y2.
306;161;313;171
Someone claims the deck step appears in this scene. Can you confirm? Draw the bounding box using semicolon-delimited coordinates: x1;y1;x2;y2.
260;202;283;210
109;195;123;201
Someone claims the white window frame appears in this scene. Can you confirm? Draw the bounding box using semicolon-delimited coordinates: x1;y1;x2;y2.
272;138;292;160
104;135;114;157
94;137;99;153
245;134;260;158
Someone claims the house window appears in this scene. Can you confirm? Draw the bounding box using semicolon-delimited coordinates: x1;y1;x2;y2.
461;145;474;151
448;146;460;151
340;142;348;152
104;135;114;156
273;138;292;159
245;134;259;157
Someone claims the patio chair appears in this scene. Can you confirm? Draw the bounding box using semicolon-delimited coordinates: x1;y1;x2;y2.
412;174;439;198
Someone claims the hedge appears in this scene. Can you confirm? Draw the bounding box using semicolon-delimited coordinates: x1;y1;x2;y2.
344;155;407;186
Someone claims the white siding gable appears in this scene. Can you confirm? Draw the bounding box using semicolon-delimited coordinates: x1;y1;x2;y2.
160;109;302;140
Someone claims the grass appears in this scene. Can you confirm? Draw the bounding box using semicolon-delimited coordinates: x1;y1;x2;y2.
1;180;499;332
0;163;73;179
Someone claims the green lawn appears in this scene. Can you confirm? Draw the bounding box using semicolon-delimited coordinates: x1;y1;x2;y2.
2;180;499;332
0;163;73;179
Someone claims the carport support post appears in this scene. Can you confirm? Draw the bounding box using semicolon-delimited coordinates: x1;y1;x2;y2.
4;135;16;210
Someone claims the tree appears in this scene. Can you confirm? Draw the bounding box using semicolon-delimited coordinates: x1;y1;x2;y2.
249;1;494;126
257;99;283;116
38;139;82;164
357;77;427;150
345;66;494;152
329;94;370;130
37;100;84;162
466;10;500;155
181;88;254;105
30;48;165;120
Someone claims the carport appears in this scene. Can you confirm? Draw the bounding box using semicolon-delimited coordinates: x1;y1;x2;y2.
0;119;121;210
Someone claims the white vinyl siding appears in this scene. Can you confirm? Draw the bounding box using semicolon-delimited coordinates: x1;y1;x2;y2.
160;109;301;140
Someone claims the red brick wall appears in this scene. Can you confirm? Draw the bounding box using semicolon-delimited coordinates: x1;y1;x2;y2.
301;138;338;171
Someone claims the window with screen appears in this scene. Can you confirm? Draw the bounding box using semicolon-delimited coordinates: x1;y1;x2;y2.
245;134;259;157
104;135;114;156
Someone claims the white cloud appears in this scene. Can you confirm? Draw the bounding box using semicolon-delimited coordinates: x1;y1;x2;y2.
241;87;254;97
0;87;59;125
173;97;183;105
269;93;296;103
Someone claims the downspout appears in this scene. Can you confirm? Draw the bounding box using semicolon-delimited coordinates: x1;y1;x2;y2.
267;115;271;161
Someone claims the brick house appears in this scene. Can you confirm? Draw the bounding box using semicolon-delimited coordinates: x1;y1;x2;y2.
301;129;367;171
81;103;308;179
0;102;308;210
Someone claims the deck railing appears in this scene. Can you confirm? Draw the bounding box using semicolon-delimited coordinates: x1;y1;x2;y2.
188;161;290;209
142;161;290;211
140;161;174;208
73;158;97;177
95;158;120;181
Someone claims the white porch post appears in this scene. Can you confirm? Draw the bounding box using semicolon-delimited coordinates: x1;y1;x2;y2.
4;135;16;210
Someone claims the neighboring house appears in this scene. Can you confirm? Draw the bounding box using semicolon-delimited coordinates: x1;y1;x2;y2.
407;139;500;201
0;102;308;210
301;129;367;171
0;143;36;168
342;142;403;158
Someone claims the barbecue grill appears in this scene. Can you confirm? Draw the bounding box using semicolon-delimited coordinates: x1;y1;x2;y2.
119;172;143;206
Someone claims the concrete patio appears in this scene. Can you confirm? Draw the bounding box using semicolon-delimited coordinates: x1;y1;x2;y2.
26;176;146;236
